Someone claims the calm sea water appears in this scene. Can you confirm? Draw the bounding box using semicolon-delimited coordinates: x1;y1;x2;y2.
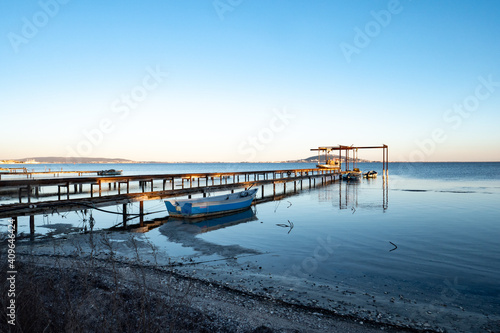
1;162;499;331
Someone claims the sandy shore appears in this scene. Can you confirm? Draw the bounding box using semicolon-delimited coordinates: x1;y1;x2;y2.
3;229;496;332
0;231;422;333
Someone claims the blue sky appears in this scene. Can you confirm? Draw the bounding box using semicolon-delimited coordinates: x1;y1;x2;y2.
1;0;499;162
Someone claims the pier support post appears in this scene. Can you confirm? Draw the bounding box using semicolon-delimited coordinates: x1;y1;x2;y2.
261;185;264;196
57;184;68;200
122;204;127;227
30;215;35;235
139;201;144;227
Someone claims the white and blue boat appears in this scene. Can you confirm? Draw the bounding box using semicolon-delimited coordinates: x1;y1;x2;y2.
165;188;258;218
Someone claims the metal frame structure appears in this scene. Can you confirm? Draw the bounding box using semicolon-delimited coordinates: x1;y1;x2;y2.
311;144;389;175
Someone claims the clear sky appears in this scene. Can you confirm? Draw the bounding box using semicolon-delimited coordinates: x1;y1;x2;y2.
1;0;499;162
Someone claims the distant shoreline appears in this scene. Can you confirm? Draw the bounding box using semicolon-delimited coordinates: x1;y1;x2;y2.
2;156;500;165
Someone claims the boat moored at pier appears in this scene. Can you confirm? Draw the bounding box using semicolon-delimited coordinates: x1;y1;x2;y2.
165;188;258;218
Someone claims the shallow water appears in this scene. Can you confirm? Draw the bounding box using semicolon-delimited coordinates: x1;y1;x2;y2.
1;162;499;331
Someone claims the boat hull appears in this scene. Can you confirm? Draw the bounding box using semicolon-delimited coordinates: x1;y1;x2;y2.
165;188;258;218
316;164;340;169
363;171;378;178
97;169;123;176
343;171;362;181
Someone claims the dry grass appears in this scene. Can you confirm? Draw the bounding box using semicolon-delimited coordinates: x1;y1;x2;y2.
0;232;226;333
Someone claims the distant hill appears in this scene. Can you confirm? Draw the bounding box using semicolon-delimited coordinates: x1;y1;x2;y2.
286;155;372;163
18;157;136;163
6;155;373;164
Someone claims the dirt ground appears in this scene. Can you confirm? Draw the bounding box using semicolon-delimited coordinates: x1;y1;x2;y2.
1;255;420;333
0;230;432;333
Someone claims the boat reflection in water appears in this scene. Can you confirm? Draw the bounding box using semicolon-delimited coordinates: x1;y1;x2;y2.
168;207;258;233
159;208;260;257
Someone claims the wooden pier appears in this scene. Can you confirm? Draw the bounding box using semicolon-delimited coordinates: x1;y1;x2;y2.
0;168;340;235
0;169;102;179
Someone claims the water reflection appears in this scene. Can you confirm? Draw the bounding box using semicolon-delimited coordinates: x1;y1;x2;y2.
383;175;388;211
159;208;261;257
168;208;258;233
339;180;359;210
318;176;389;212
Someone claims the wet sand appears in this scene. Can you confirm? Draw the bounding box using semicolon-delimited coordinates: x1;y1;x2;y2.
2;231;426;332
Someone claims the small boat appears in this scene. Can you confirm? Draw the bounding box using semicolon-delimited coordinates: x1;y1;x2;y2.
317;158;341;169
344;172;362;181
165;188;258;218
97;169;123;176
343;168;362;181
363;170;378;178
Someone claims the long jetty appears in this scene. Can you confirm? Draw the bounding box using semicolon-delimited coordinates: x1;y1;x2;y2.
0;168;101;179
0;168;340;235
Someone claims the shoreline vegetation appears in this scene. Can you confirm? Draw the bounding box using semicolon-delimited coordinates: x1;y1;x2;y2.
1;232;418;333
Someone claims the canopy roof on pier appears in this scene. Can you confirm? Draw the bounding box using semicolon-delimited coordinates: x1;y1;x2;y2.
310;144;388;152
310;145;389;174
